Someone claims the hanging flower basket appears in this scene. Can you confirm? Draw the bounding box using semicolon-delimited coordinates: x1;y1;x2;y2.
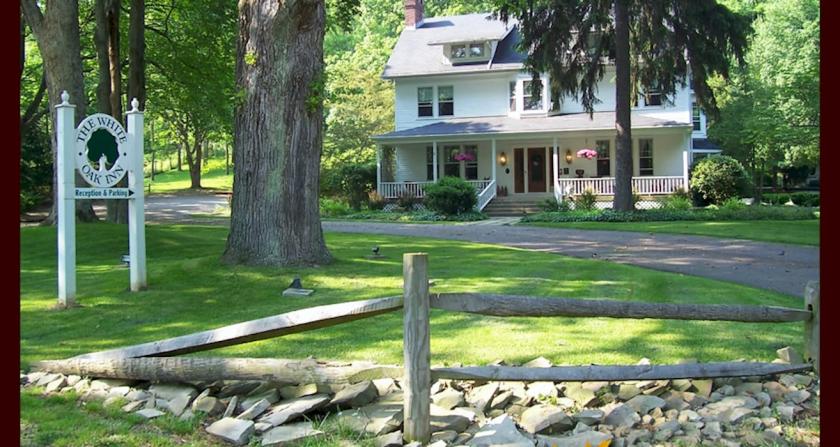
576;148;598;159
454;152;476;162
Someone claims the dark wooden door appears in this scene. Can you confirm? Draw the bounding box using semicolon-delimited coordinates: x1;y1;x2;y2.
527;148;546;192
514;148;524;193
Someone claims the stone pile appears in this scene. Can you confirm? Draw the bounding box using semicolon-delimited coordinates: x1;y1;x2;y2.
21;350;818;446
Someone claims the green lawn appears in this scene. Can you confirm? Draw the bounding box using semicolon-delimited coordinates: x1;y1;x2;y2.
147;158;233;194
20;224;808;446
524;219;820;245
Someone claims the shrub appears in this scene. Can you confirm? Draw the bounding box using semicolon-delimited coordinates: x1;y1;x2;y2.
521;204;817;223
659;195;692;211
672;187;690;200
423;176;477;215
396;189;420;210
720;197;746;211
319;198;351;217
690;156;750;205
573;189;597;211
336;164;376;210
367;191;386;210
538;197;571;212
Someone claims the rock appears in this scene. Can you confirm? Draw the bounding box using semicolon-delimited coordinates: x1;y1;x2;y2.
206;417;255;446
279;383;331;400
642;380;670;396
147;383;196;402
469;414;533;447
240;389;280;412
754;392;771;407
625;395;666;415
572;409;604;425
330;381;378;409
167;393;193;417
430;405;472;432
73;379;91;393
44;377;67;394
785;389;810;404
261;421;324;446
775;405;798;421
671;379;692;391
490;390;514;410
338;401;403;436
237;398;271;420
135;408;165;420
535;431;612;447
571;422;591;434
653;421;679;442
680;391;708;409
431;430;459;443
735;382;763;395
678;409;701;423
373;430;403;447
373;378;399;396
726;407;755;423
466;382;499;414
25;371;46;384
192;395;224;415
691;379;713;398
218;381;261;398
604;404;640;429
103;396;125;408
432;388;466;410
223;396;239;418
126;390;150;402
617;384;641;401
35;373;61;387
179;409;195;421
108;386;131;397
698;396;759;421
519;404;573;434
254;422;272;435
776;346;804;364
122;400;145;412
65;375;81;387
258;394;331;427
701;421;722;440
660;392;689;412
763;382;788;402
522;356;552;368
527;382;558;400
562;382;597;407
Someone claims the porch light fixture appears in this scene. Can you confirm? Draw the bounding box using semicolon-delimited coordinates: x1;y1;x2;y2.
565;149;573;164
499;152;507;166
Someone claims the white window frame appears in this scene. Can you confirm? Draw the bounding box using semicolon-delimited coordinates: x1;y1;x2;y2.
438;86;454;117
448;42;490;63
522;79;545;112
417;87;434;118
638;138;654;176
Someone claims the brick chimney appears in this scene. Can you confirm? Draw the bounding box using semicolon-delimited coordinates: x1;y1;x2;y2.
405;0;424;29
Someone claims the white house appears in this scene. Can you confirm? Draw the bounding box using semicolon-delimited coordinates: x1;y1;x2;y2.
372;0;721;211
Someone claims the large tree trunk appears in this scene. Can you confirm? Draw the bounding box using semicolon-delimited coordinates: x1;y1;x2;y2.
104;0;129;224
612;0;634;212
188;137;203;189
223;0;332;266
22;0;98;224
127;0;145;110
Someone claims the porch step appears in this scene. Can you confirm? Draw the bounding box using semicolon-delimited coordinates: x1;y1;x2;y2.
483;198;546;217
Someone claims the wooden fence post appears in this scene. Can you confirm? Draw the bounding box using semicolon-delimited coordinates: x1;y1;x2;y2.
403;253;431;444
804;281;820;374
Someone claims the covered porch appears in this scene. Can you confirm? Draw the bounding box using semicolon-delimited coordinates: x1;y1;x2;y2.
373;113;692;211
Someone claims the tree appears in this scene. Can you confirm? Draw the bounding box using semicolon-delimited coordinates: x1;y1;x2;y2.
127;0;145;111
21;0;98;223
222;0;332;266
494;0;752;211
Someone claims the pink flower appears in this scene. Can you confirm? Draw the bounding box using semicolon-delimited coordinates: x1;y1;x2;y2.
454;152;476;161
577;148;598;159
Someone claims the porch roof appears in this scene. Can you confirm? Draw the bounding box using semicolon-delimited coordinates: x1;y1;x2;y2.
373;111;691;142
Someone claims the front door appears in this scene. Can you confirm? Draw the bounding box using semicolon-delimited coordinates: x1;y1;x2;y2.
527;147;546;192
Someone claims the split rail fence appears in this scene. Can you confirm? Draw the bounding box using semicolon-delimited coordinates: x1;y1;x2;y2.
36;253;819;445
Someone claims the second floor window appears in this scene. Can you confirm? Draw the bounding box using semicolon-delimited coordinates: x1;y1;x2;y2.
418;87;433;117
523;80;543;111
438;86;454;116
509;82;517;112
450;45;468;59
644;91;662;106
469;44;485;57
692;103;702;131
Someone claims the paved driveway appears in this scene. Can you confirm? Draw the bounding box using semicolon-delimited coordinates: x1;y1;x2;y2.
134;194;819;297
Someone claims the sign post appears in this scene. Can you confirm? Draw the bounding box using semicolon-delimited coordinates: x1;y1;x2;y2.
56;92;147;306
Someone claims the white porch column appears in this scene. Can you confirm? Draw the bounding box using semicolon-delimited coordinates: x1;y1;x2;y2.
376;144;382;193
432;141;438;182
491;139;497;181
436;141;443;181
56;91;76;307
682;148;690;191
552;137;559;198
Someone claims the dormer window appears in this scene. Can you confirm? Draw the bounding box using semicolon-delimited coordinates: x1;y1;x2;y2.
469;43;485;57
523;80;543;111
450;45;468;59
447;42;490;64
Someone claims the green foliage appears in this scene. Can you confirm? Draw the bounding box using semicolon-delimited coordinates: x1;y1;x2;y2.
334;164;377;210
338;209;487;222
20;118;52;213
690;155;751;205
672;187;690;200
659;195;693;211
423;176;478;215
396;189;420;211
320;197;352;217
367;191;386;210
720;197;747;211
538;197;571;212
573;189;598;211
522;204;817;223
763;192;819;207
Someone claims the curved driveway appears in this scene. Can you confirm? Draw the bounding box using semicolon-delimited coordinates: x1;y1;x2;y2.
139;194;819;297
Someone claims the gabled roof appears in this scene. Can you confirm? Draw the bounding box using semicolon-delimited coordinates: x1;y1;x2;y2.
382;13;523;79
373;112;690;141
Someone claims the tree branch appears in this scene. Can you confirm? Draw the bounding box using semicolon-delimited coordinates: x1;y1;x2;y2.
20;0;44;38
21;71;47;126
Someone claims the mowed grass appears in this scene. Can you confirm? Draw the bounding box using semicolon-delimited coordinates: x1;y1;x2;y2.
524;219;820;246
147;158;232;194
21;224;803;371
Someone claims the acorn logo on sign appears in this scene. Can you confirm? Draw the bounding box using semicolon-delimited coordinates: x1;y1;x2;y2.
75;113;129;187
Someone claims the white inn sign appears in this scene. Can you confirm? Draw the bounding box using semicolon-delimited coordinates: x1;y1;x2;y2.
56;91;147;307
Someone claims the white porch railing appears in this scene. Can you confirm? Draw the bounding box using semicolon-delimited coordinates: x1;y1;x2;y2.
476;180;496;212
379;180;493;199
557;176;686;197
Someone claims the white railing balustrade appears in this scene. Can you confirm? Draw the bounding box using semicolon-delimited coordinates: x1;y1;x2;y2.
476;180;496;212
379;180;494;199
556;176;685;196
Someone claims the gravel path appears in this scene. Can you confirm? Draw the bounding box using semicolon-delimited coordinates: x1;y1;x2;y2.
67;194;818;297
